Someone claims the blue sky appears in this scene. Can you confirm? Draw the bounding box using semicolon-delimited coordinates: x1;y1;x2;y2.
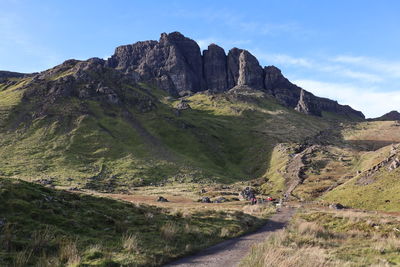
2;0;400;117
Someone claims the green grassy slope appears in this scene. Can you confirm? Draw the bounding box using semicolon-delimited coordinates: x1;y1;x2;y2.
0;70;335;189
322;144;400;211
0;178;264;266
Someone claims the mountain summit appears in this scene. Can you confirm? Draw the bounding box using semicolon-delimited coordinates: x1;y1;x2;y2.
105;31;364;119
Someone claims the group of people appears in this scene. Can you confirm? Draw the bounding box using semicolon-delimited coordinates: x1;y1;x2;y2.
241;187;276;205
250;196;276;205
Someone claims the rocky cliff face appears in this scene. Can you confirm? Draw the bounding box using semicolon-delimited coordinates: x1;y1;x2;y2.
203;44;227;92
12;31;363;120
106;32;204;96
105;32;364;119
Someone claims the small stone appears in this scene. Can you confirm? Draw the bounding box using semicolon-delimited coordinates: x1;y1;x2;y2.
157;196;169;202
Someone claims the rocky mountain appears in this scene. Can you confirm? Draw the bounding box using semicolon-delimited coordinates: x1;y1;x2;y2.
0;31;371;191
105;32;364;119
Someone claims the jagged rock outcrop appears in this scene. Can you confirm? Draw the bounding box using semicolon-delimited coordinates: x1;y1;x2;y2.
7;31;363;120
237;50;264;89
227;48;242;89
295;89;312;115
263;66;301;107
203;44;227;92
104;32;364;119
263;66;364;119
21;57;156;115
106;32;204;96
226;48;264;90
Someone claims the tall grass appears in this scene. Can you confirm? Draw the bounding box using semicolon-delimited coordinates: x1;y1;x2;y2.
122;233;140;253
160;222;180;241
241;210;400;266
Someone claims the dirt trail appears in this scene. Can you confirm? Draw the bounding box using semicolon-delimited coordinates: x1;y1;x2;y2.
164;207;295;267
283;145;318;200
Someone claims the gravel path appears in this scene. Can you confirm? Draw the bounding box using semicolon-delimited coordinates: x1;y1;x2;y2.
164;207;295;267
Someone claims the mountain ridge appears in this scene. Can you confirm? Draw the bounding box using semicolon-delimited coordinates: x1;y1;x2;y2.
104;31;364;119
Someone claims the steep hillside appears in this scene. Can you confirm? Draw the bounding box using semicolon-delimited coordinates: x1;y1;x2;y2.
0;32;365;191
322;142;400;211
0;178;264;266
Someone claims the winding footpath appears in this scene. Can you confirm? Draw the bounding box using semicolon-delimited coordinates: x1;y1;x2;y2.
164;207;295;267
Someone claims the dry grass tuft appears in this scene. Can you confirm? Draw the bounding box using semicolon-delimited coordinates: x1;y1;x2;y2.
13;249;33;267
160;222;180;241
122;233;140;253
31;227;55;253
59;239;80;266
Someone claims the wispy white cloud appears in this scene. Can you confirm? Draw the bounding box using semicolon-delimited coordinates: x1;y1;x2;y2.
294;79;400;118
254;51;383;83
256;52;314;68
333;55;400;79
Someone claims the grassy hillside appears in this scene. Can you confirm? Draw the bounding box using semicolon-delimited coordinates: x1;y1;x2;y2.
322;144;400;211
241;208;400;266
0;178;266;266
0;70;334;189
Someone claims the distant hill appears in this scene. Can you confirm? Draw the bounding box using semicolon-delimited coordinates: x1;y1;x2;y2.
371;110;400;121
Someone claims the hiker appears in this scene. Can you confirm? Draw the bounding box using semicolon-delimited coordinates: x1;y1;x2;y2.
251;197;257;205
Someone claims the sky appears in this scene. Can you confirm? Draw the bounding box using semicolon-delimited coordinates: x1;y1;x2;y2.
1;0;400;118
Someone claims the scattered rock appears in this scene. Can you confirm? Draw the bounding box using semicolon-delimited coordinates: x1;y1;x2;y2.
388;158;400;171
201;197;211;203
69;187;81;191
329;203;345;209
175;100;191;110
157;196;169;202
35;179;54;185
214;197;227;203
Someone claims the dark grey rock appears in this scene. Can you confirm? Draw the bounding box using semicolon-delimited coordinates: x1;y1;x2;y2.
329;203;345;209
175;100;191;110
107;32;204;96
157;196;169;202
237;50;264;89
201;197;211;203
203;44;228;92
227;48;242;89
214;197;227;203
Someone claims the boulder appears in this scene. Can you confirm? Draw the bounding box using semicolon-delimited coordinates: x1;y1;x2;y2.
214;197;227;203
157;196;169;202
388;158;400;171
329;203;345;209
201;197;211;203
175;100;191;110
